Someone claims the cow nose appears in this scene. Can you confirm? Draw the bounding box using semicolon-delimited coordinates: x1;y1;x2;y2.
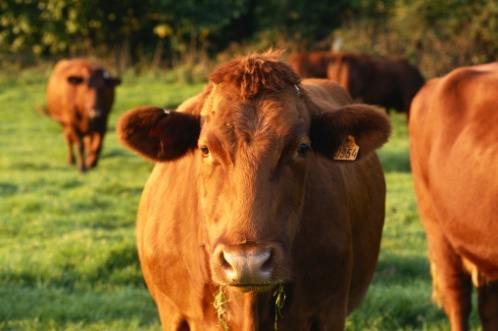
217;245;274;285
88;108;102;119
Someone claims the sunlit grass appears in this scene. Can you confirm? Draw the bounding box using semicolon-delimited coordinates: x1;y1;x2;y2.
0;71;480;330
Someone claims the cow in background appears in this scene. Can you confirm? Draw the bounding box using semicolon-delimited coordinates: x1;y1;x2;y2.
287;51;336;78
328;52;425;120
44;59;121;172
117;50;391;330
410;63;498;330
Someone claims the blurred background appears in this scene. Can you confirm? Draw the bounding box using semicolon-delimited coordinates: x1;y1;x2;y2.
2;0;498;79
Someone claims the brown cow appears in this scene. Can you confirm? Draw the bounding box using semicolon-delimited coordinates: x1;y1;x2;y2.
327;52;425;119
287;51;336;79
117;51;391;330
410;63;498;331
45;59;121;172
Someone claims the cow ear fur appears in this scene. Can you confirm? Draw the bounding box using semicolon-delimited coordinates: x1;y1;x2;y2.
117;106;200;162
309;103;391;160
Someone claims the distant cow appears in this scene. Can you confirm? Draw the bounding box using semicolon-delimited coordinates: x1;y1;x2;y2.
117;51;391;330
410;63;498;330
328;53;425;119
287;51;336;79
45;59;121;172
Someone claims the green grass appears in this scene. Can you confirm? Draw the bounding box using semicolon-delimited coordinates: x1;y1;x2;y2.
0;72;480;330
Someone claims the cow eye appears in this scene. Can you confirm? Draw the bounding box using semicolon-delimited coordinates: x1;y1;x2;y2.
297;144;311;157
68;76;84;85
200;145;210;156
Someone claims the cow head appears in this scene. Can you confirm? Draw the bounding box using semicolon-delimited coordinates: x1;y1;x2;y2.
66;63;121;121
118;51;390;292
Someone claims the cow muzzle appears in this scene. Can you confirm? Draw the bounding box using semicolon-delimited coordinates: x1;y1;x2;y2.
88;108;103;119
212;243;286;292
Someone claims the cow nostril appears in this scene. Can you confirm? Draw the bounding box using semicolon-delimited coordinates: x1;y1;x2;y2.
261;254;273;273
220;251;233;271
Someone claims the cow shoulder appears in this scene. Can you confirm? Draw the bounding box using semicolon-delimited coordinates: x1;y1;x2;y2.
302;79;391;160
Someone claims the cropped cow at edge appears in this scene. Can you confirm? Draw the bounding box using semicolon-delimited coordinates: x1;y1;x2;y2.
117;51;391;330
44;59;121;172
410;63;498;331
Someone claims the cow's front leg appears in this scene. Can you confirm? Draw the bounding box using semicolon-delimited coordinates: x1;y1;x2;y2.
63;126;76;166
478;280;498;331
425;222;472;331
85;132;102;168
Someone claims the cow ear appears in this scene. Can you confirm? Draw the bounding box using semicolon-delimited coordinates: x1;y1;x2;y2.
68;76;84;85
106;77;121;87
310;104;391;160
117;106;201;162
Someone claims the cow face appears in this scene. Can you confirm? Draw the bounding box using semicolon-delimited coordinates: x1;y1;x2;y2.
67;67;121;121
117;52;390;292
195;83;312;291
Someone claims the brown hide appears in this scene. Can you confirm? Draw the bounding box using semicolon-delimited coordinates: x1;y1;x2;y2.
410;62;498;331
327;52;425;119
46;58;121;172
118;51;391;330
287;51;336;79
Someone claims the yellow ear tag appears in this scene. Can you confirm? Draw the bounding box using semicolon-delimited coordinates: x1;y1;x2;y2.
334;135;359;161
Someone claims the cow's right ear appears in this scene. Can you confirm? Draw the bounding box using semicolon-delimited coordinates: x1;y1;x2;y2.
309;103;391;161
68;76;84;85
117;107;201;162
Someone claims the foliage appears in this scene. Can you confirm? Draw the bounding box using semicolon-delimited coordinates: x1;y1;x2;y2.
334;0;498;77
3;0;498;77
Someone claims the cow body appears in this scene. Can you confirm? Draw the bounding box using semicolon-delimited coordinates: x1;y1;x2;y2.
118;51;391;330
46;59;121;172
287;51;336;79
328;53;425;119
410;63;498;330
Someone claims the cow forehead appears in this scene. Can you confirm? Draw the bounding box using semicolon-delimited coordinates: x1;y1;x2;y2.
201;84;308;137
198;85;310;166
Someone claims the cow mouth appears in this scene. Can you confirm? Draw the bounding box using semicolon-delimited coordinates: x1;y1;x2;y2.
228;283;274;293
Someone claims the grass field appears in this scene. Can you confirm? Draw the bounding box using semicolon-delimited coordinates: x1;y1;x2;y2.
0;70;480;330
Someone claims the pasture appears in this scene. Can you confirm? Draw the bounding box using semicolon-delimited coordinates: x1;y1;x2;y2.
0;69;480;330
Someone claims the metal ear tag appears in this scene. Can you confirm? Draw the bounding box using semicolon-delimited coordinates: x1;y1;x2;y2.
163;109;171;115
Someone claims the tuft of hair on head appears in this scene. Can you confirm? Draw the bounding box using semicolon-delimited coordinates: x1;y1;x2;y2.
209;49;300;100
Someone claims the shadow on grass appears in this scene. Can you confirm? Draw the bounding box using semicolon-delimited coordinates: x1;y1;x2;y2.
378;148;411;173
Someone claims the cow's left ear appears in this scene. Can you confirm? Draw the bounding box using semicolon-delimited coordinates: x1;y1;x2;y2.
310;104;391;160
106;77;121;87
117;106;200;162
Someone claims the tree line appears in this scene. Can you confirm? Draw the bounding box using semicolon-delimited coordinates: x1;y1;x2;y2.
1;0;498;77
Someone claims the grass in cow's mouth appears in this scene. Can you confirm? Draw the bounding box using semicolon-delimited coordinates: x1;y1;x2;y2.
273;283;286;330
213;286;230;331
212;284;287;330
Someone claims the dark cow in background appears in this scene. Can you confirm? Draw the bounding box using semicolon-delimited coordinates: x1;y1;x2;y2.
117;51;391;330
287;51;336;79
328;52;425;119
45;59;121;172
410;63;498;330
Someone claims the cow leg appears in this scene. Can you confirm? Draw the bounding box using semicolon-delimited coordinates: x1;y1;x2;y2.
424;222;472;331
85;133;102;168
413;170;472;331
478;280;498;330
64;127;87;172
63;127;76;166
